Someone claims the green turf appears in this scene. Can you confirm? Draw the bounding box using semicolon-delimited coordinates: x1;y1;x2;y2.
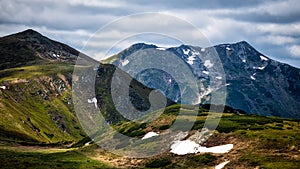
0;147;111;169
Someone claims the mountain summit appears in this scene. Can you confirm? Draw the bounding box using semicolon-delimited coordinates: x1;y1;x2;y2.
0;29;78;69
105;41;300;119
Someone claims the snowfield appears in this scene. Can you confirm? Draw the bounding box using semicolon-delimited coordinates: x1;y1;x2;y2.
260;55;268;61
121;59;129;66
87;97;98;108
215;161;230;169
141;132;159;140
170;139;233;155
204;60;213;68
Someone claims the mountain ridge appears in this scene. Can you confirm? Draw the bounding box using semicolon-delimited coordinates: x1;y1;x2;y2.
106;41;300;119
0;29;79;69
1;29;299;119
1;29;300;169
0;29;174;144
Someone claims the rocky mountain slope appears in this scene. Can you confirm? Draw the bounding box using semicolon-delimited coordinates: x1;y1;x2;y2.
105;42;300;119
0;64;84;143
0;30;168;144
0;29;78;69
0;29;81;143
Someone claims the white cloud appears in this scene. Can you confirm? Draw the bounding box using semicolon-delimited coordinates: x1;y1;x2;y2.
257;23;300;36
66;0;125;8
259;35;296;45
0;0;300;67
288;45;300;58
260;0;300;16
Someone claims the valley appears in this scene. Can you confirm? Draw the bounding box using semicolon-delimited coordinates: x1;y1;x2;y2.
1;108;300;168
0;29;300;168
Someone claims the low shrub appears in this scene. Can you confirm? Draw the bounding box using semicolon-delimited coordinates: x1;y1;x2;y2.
190;154;217;164
145;158;172;168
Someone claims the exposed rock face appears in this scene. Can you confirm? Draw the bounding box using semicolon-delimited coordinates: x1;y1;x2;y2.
0;29;173;138
107;42;300;118
0;29;78;69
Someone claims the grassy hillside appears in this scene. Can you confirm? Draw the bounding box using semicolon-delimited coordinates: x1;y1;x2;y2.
0;63;86;144
0;142;112;169
100;104;300;168
1;104;299;168
0;60;299;168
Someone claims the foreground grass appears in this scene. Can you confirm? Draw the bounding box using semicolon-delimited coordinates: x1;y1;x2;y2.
109;104;300;168
239;154;300;169
0;146;111;169
1;101;300;168
0;63;74;83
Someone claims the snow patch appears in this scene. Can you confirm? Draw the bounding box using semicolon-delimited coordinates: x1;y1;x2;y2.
257;66;266;70
201;48;205;52
121;59;129;66
253;65;266;70
156;47;166;51
215;161;230;169
170;139;233;155
242;59;246;63
216;76;222;80
225;83;230;86
183;48;190;55
204;60;213;68
187;55;196;65
170;140;199;155
260;55;268;61
202;71;209;75
85;141;92;146
88;97;98;108
250;76;256;80
226;47;231;51
142;132;159;140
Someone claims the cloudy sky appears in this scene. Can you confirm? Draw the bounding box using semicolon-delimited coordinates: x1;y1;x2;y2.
1;0;300;67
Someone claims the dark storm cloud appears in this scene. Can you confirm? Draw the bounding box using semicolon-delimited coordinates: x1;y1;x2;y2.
67;5;133;16
0;0;118;31
128;0;273;10
222;12;300;24
0;0;299;67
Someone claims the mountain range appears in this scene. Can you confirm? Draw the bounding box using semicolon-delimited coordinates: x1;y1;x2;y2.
105;42;300;119
1;29;300;169
0;29;172;143
1;29;300;141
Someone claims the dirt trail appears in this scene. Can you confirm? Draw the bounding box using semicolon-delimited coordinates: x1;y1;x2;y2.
0;141;72;153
